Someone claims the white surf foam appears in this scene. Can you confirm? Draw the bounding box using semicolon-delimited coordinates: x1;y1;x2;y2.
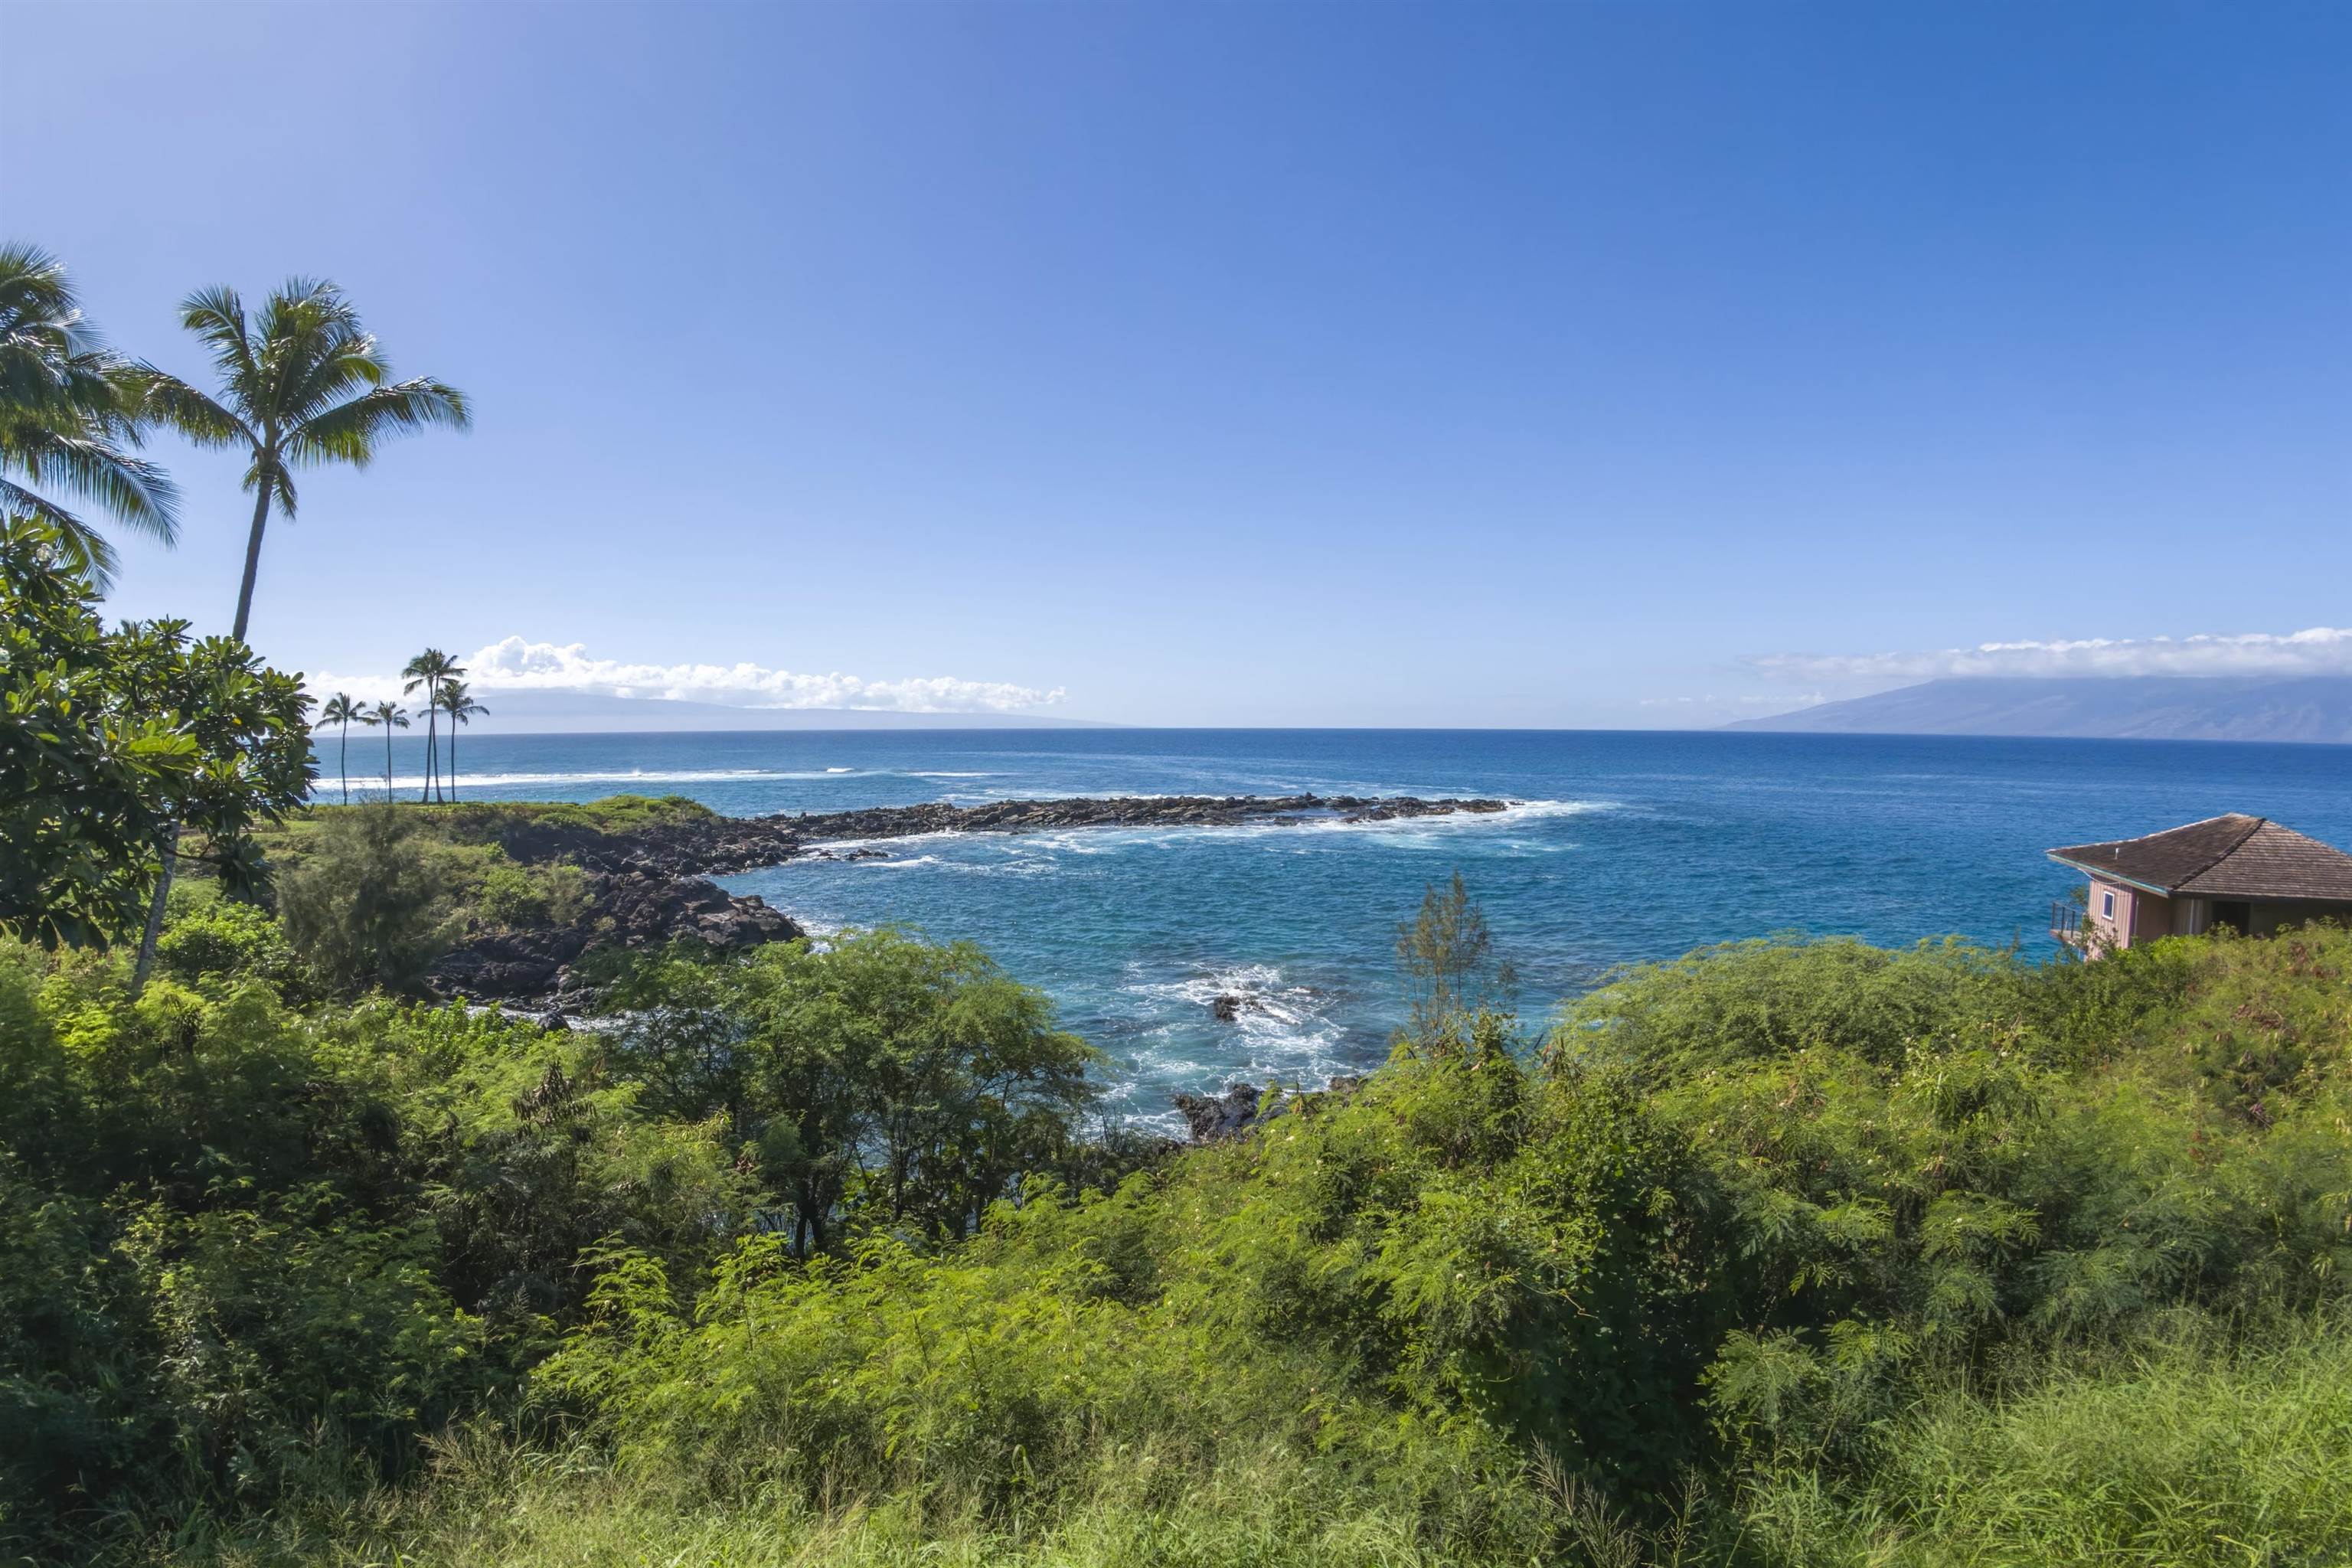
1122;961;1351;1078
321;766;824;794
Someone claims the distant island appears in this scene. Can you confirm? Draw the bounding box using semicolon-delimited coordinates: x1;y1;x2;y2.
1729;675;2352;743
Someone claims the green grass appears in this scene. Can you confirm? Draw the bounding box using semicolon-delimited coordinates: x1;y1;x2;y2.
146;1320;2351;1568
126;1319;2352;1567
154;1442;1566;1568
1739;1316;2352;1567
253;792;713;858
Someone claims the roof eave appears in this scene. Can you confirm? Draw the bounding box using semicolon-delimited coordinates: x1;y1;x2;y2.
2046;853;2179;897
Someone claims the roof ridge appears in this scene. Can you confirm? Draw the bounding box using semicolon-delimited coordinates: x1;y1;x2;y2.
2189;814;2270;880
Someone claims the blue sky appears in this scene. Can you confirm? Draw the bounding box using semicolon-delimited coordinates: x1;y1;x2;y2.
4;1;2347;727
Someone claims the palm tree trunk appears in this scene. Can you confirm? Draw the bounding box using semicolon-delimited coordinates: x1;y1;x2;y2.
422;708;436;804
339;720;350;804
147;469;271;998
386;728;394;795
448;720;458;801
129;823;180;997
230;472;274;644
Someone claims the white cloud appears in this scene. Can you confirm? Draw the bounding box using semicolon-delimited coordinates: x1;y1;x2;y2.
1749;627;2352;687
309;635;1067;714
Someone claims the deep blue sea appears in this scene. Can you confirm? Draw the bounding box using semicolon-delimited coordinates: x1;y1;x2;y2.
325;728;2352;1125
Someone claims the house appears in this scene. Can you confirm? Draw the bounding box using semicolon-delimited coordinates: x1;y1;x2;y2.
2048;813;2352;951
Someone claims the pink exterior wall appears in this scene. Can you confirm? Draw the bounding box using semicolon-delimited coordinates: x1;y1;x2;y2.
2085;877;2174;950
2076;877;2349;952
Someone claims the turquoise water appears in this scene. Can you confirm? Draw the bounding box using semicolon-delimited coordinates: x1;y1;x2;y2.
325;728;2352;1125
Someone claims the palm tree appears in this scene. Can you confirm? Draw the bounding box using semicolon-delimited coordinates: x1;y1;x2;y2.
9;245;190;995
361;701;409;797
401;648;463;802
319;692;361;804
0;243;178;587
135;279;468;642
438;679;487;801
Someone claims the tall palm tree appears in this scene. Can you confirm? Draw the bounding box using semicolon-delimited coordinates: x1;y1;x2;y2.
0;243;178;587
319;692;361;804
438;679;487;801
401;648;463;802
135;279;468;642
361;701;409;797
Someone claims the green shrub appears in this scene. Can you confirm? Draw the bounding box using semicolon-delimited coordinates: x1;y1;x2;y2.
277;807;452;997
157;898;302;996
8;920;2352;1566
475;860;590;930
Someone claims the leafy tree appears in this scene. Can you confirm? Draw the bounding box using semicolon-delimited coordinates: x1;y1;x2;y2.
134;279;469;642
1395;871;1517;1036
361;699;409;795
0;518;312;951
606;929;1102;1253
276;805;451;995
438;677;487;800
0;243;178;586
319;691;361;803
402;648;462;802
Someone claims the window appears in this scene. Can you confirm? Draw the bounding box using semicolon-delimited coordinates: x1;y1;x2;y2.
2100;890;2116;920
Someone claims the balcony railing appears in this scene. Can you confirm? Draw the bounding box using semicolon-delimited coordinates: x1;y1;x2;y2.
2050;900;2086;945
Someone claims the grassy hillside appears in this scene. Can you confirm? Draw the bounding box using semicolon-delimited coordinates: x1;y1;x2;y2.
3;913;2347;1566
230;792;714;877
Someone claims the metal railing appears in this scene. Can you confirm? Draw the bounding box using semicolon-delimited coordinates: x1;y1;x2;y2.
2050;900;2086;944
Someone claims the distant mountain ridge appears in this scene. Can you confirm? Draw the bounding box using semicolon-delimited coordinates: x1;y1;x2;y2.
1727;676;2352;743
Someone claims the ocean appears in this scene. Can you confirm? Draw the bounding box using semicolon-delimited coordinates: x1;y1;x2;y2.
320;727;2352;1125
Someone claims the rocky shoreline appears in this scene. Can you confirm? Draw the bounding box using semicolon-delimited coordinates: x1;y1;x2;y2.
492;791;1512;880
427;792;1514;1126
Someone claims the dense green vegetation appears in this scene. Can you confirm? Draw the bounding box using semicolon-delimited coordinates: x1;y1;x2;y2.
230;794;708;995
4;905;2346;1565
1;517;312;950
5;238;2347;1564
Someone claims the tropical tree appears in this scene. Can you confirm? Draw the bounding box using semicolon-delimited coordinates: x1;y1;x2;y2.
401;648;462;802
0;243;178;586
1395;871;1517;1037
134;278;468;642
2;516;312;952
361;701;409;796
438;678;487;801
319;692;361;804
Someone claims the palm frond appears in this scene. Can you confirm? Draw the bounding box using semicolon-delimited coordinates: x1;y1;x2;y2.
287;378;472;466
283;334;387;424
178;286;262;405
0;243;94;359
0;473;119;586
256;282;363;419
0;420;178;543
126;366;251;448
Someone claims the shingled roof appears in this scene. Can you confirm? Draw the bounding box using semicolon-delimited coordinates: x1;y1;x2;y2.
2048;814;2352;901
